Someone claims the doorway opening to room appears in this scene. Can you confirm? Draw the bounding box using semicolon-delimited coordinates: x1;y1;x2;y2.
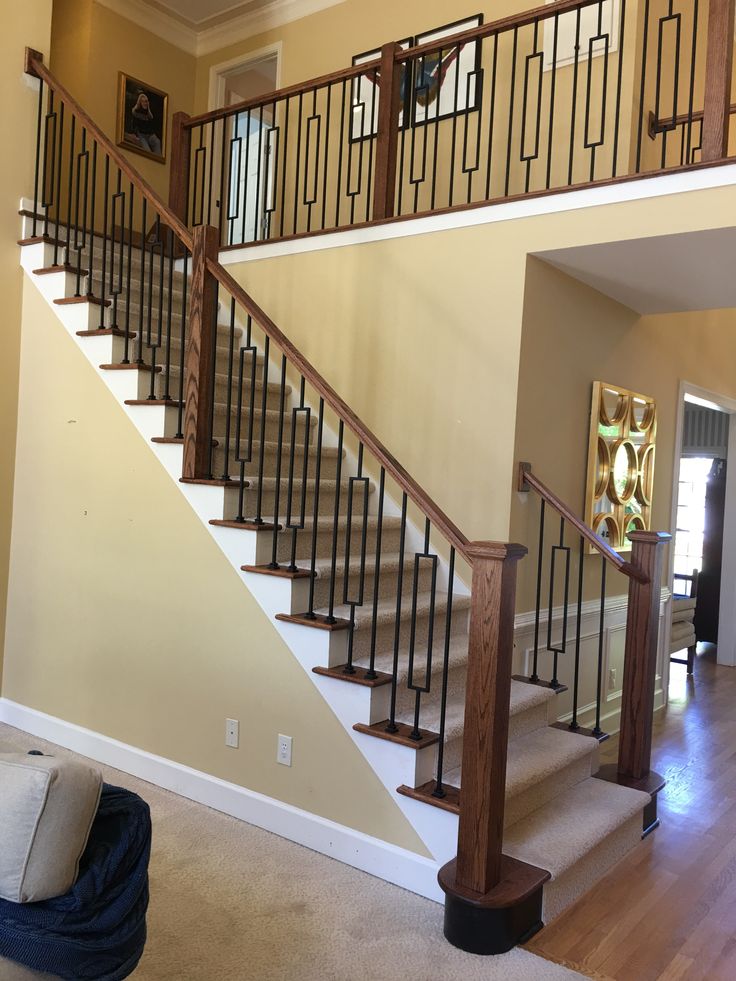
209;47;281;247
670;386;736;684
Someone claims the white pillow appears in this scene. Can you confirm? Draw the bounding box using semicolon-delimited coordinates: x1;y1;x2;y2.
0;753;102;903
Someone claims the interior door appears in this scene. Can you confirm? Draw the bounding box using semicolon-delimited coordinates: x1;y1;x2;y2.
696;458;727;643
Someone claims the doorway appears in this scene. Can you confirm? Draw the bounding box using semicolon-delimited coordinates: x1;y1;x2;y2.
671;383;736;672
208;47;281;246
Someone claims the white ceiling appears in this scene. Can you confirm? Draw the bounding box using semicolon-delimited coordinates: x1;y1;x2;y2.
536;227;736;315
147;0;272;28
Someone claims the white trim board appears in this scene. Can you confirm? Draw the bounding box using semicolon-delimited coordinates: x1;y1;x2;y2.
0;697;443;903
219;164;736;266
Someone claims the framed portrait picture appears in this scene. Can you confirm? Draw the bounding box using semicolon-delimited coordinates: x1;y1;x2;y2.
116;72;168;163
350;39;413;142
412;14;484;126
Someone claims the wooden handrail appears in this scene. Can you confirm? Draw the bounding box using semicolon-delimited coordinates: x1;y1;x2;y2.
183;0;611;131
26;54;194;252
517;463;649;584
25;50;470;562
207;256;472;560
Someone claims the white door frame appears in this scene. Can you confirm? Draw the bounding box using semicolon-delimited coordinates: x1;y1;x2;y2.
671;380;736;669
207;44;283;113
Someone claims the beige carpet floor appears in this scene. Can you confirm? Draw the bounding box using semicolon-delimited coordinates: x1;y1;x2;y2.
0;722;588;981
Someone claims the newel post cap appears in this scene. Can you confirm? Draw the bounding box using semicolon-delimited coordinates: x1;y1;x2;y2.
466;541;528;563
627;531;672;546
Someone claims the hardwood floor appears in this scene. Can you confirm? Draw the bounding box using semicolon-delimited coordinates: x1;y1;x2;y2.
526;645;736;980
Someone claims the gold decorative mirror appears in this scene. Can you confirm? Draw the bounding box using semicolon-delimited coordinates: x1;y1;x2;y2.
585;382;657;552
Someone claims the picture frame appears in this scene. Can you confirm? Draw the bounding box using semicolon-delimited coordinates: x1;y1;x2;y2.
350;38;413;143
116;72;168;163
412;14;484;127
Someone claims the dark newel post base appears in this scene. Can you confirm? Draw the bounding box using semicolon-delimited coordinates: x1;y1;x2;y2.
595;763;665;838
438;857;549;956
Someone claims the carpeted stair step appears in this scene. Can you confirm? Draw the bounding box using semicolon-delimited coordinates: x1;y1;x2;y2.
441;726;599;826
270;514;405;563
503;776;650;922
221;473;375;521
213;441;343;482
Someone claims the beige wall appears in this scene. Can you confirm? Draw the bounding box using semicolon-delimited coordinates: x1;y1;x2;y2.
0;3;53;680
50;0;196;202
2;276;429;856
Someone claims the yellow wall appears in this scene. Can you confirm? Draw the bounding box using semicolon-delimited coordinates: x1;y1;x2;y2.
50;0;196;202
0;3;53;679
2;276;429;856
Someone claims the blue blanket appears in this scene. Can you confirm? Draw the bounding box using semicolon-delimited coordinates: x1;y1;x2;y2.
0;784;151;981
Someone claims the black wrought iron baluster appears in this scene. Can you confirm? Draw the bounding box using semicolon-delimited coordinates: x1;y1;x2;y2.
285;378;311;572
429;55;441;212
52;101;64;267
366;467;386;680
530;498;546;683
325;420;345;623
144;217;163;390
448;43;462;207
304;90;321;234
234;316;258;522
220;297;237;480
463;64;483;204
227;112;242;246
612;0;628;177
264;99;279;241
568;8;582;186
240;109;251;246
217;117;228;245
584;0;609;182
636;0;651;172
206;281;219;478
685;0;699;169
433;546;456;798
484;34;499;200
64;114;76;265
73;127;89;297
569;535;585;731
593;559;607;738
32;77;44;239
253;106;266;242
207;119;216;226
504;27;519;197
321;86;332;232
41;89;56;240
546;516;570;692
161;226;175;399
397;70;408;216
305;398;325;617
279;100;290;238
264;354;288;553
335;79;346;228
546;14;560;190
386;492;408;733
87;142;98;297
253;335;270;523
122;183;134;364
342;444;369;674
365;69;378;220
109;172;125;343
175;251;189;437
135;197;146;364
521;21;544;195
97;155;110;327
293;93;304;235
407;519;438;741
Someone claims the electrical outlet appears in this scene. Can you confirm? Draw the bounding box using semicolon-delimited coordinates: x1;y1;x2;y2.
277;734;292;767
225;718;239;749
608;668;617;690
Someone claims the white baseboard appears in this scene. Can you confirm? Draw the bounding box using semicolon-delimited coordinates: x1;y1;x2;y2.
0;697;444;903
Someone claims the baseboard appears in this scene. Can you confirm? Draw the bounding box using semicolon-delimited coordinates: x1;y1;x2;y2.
0;697;443;903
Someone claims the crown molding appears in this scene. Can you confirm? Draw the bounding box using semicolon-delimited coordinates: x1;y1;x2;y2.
95;0;346;58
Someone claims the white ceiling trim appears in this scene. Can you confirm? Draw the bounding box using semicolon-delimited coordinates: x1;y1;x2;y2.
95;0;346;57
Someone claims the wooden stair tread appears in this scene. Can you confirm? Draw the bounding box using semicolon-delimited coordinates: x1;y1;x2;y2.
100;362;161;373
125;398;182;407
397;780;460;814
77;327;135;338
54;294;109;307
312;664;393;687
209;518;280;532
353;720;440;749
242;564;313;580
275;612;351;631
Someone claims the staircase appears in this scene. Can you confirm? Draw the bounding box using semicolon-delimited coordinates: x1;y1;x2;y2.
16;48;669;956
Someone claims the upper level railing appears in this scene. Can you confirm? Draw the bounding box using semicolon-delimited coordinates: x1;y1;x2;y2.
24;45;670;953
172;0;733;249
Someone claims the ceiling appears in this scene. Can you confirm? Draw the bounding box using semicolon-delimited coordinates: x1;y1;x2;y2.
536;227;736;315
144;0;275;29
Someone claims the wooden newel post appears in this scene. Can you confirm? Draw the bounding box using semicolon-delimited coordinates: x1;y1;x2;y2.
438;542;551;956
169;111;192;225
182;224;219;480
702;0;736;161
372;42;403;222
618;531;671;781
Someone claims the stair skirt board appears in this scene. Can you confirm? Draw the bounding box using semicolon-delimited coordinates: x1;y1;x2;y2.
0;697;443;903
18;228;655;927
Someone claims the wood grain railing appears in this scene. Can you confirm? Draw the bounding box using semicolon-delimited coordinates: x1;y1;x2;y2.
518;463;669;834
175;0;736;249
